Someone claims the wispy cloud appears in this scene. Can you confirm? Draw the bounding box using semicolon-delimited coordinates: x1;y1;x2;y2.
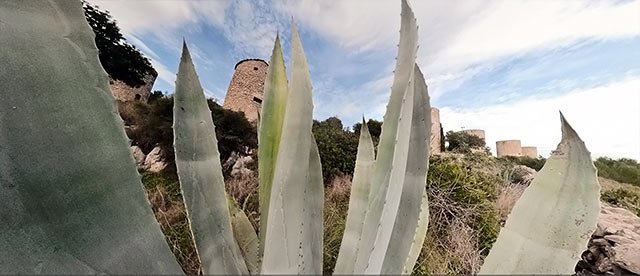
440;77;640;160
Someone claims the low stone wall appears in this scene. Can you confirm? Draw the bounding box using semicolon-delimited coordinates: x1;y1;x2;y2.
109;73;156;103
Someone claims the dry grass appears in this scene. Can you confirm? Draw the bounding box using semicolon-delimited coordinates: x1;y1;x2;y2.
323;175;352;275
145;181;201;275
225;172;260;231
494;182;527;222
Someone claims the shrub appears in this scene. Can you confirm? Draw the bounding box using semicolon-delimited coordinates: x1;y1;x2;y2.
601;188;640;216
412;155;501;274
595;157;640;187
445;131;489;153
312;117;359;182
117;95;257;165
499;156;546;171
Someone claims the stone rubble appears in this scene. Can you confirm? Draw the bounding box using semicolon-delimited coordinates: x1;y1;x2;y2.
575;202;640;276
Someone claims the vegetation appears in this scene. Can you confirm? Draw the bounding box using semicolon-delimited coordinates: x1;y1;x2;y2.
595;157;640;187
312;117;359;182
499;155;547;171
117;95;257;168
0;1;609;275
445;130;490;153
82;1;156;87
352;119;382;146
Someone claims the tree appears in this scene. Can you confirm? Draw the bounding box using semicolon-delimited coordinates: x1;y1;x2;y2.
82;1;157;87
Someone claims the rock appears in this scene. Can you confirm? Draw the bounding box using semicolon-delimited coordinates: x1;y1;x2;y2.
144;146;166;173
130;146;146;167
613;243;640;274
231;155;254;177
576;202;640;276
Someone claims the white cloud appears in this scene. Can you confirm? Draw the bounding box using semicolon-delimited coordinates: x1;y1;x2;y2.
278;0;640;99
439;76;640;160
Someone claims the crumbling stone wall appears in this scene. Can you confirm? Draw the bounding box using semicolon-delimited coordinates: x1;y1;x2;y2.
223;59;268;122
109;73;156;102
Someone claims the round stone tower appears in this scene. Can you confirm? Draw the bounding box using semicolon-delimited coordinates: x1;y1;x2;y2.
223;59;269;122
496;140;522;157
461;129;486;141
521;146;538;158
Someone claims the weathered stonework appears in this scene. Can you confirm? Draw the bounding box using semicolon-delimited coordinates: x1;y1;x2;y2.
521;146;538;158
109;73;156;103
223;59;268;122
430;107;442;154
496;139;522;157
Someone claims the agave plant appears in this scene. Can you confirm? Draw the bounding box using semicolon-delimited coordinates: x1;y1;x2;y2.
0;0;600;275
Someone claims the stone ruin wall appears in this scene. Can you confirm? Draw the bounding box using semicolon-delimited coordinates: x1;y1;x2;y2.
223;59;268;122
109;73;156;103
521;146;538;158
496;139;522;157
430;107;442;154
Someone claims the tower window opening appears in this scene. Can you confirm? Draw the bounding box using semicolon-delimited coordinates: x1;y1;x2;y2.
253;67;258;71
253;97;262;104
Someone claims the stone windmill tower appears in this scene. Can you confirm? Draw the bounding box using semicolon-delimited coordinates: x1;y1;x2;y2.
223;59;269;122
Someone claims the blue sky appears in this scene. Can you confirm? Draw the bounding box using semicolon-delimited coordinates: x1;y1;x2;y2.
91;0;640;160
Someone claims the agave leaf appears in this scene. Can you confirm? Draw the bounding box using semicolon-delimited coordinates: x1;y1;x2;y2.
301;135;324;274
334;118;376;274
228;195;260;275
258;34;289;257
366;64;431;274
261;21;316;274
354;0;419;272
479;113;600;274
0;1;182;273
402;192;430;274
173;42;248;275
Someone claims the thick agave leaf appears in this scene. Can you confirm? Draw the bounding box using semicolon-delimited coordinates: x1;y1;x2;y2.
354;0;419;272
334;119;376;274
228;195;260;275
0;1;182;274
301;135;325;274
261;21;317;274
173;42;248;275
258;34;289;256
479;113;600;274
366;64;431;274
402;192;430;274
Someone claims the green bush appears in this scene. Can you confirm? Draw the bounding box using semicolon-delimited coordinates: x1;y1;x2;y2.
445;131;489;153
312;117;359;182
411;155;501;274
499;156;547;171
601;188;640;216
118;95;257;166
595;157;640;187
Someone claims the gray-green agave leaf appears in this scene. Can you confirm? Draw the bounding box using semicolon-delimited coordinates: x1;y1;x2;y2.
479;113;600;274
173;42;249;275
334;119;376;274
0;0;182;274
261;20;322;274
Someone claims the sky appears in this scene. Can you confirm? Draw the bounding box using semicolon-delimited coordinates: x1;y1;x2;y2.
89;0;640;160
